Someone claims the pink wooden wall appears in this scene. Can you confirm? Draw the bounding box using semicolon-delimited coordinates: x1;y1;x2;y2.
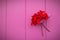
0;0;60;40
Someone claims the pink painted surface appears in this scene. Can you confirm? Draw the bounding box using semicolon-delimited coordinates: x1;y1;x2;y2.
26;0;46;40
0;0;6;40
0;0;60;40
26;0;60;40
7;0;25;40
46;0;60;40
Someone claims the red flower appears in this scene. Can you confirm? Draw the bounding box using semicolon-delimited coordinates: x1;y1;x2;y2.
31;10;50;36
31;10;49;25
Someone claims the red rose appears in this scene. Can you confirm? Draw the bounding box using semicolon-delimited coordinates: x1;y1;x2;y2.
31;10;48;26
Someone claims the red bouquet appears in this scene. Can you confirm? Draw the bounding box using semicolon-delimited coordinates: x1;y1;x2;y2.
31;10;50;36
31;10;48;25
